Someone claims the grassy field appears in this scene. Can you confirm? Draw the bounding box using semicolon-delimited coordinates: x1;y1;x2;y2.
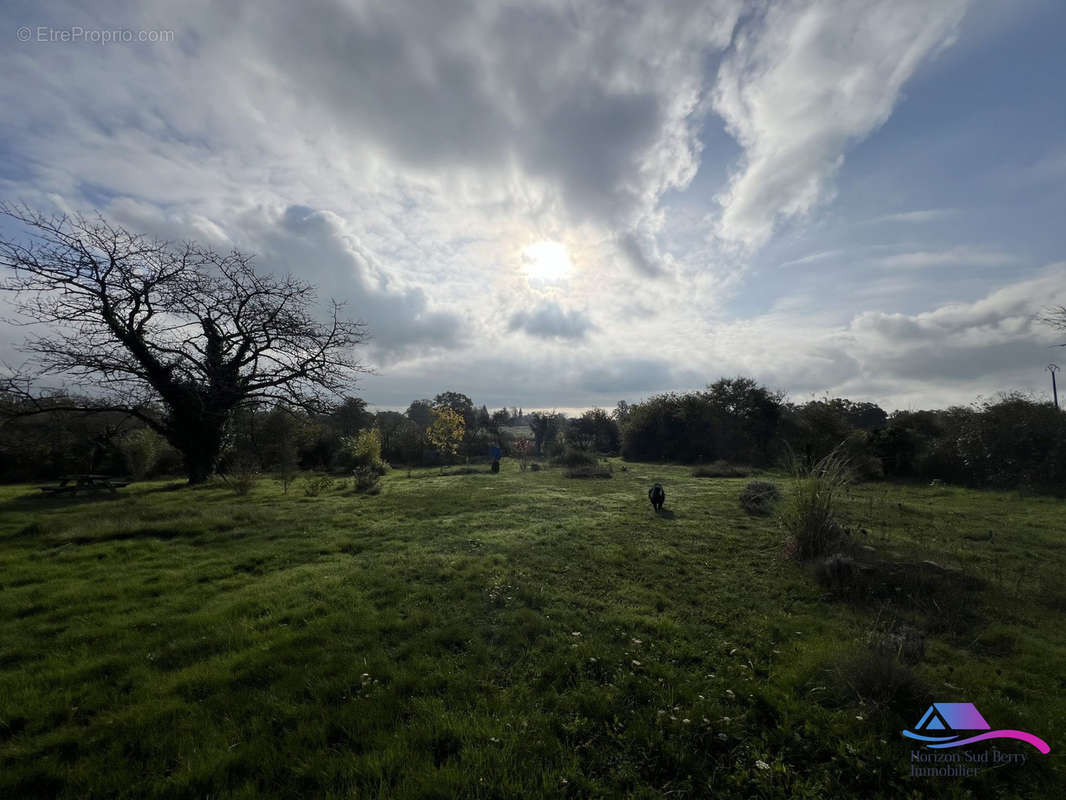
1;461;1064;798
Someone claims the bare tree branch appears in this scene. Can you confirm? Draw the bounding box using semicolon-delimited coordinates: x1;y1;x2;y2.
1038;306;1066;346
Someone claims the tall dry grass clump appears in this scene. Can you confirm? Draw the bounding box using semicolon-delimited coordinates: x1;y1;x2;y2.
781;446;851;560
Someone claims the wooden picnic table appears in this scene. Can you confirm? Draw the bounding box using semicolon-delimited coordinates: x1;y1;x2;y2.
39;474;130;495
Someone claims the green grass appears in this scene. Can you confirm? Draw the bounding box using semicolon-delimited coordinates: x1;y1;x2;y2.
1;463;1064;798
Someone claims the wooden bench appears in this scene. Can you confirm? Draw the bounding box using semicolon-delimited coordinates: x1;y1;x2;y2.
38;475;130;495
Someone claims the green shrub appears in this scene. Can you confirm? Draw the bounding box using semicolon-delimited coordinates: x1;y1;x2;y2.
353;466;381;494
227;453;260;496
117;428;162;481
303;475;335;497
842;431;884;481
739;480;780;515
693;460;751;478
564;464;612;479
339;430;389;475
780;447;850;560
554;447;598;468
353;429;381;465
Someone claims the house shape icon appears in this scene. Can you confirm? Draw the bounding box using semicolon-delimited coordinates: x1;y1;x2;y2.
913;702;990;732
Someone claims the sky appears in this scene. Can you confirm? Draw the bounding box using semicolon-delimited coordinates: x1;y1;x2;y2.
1;0;1065;413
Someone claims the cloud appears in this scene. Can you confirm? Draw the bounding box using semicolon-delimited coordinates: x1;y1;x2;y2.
360;351;700;411
872;340;1049;383
508;300;595;341
844;263;1066;390
692;263;1066;409
0;1;754;280
865;208;958;225
1012;149;1066;188
618;230;668;278
853;265;1066;339
245;205;466;364
712;0;969;249
253;0;747;270
576;358;700;395
778;249;847;268
871;247;1019;270
621;300;658;320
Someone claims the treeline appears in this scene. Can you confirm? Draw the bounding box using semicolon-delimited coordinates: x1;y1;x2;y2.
0;392;521;482
618;378;1066;494
3;378;1064;493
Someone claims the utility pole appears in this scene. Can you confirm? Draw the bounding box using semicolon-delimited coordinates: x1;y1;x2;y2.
1048;364;1060;409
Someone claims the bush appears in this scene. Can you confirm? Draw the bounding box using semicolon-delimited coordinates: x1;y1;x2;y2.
866;624;926;666
303;475;334;497
825;648;929;719
564;408;620;453
152;440;185;477
117;428;162;481
780;447;850;560
814;552;862;594
564;464;612;479
739;480;781;515
841;431;883;482
340;430;389;475
693;460;751;478
512;436;533;471
227;453;260;496
353;465;381;494
554;447;598;468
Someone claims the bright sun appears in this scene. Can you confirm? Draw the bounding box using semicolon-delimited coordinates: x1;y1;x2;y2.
522;240;572;283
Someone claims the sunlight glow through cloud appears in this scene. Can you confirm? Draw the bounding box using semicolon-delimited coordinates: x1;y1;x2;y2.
522;240;573;286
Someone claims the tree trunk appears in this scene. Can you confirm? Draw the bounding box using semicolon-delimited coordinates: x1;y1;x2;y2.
184;450;216;484
169;413;227;485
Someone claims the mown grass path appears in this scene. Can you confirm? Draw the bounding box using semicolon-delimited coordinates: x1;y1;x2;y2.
1;463;1063;797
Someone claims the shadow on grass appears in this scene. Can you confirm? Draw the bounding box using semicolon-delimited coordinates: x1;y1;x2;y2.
140;481;193;494
804;645;932;728
58;527;198;546
813;548;986;638
0;491;124;517
654;509;677;520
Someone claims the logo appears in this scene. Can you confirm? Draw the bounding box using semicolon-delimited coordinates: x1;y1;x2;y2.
902;702;1049;753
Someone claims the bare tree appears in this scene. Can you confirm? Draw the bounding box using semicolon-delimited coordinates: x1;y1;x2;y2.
1040;306;1066;343
0;205;368;483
